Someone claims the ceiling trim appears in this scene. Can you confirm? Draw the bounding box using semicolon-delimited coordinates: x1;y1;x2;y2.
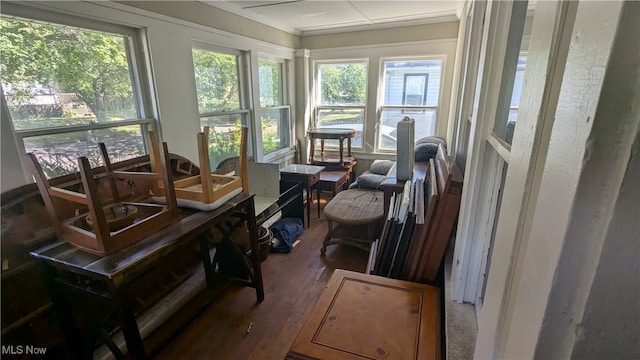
200;0;461;37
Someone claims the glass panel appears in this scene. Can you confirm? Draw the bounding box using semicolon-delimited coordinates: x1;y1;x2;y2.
378;59;442;151
317;107;364;148
258;59;282;107
23;125;145;178
200;114;244;169
383;60;442;106
261;107;290;155
1;18;138;130
505;57;527;144
495;55;527;145
318;63;367;106
192;49;240;113
378;108;437;150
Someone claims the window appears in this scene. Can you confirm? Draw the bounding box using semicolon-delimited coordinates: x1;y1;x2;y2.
505;56;527;144
378;59;442;151
0;16;152;178
192;46;249;168
315;61;367;148
258;58;290;157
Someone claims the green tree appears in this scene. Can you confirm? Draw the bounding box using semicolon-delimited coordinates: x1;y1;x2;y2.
319;63;366;105
192;49;239;113
0;18;133;122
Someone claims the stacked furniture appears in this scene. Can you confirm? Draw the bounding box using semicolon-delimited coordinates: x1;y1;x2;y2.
7;128;280;358
308;128;358;190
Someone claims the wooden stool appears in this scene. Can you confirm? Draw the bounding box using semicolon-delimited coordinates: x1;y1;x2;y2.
314;170;349;216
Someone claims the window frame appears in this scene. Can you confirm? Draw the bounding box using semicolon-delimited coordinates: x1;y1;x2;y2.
313;59;369;150
256;54;292;161
191;42;253;167
1;5;156;179
376;56;445;153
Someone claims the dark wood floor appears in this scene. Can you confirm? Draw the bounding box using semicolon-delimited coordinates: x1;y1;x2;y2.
153;198;369;359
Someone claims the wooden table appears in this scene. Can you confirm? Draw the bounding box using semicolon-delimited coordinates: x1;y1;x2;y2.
308;128;357;167
286;269;441;360
313;170;349;216
279;164;325;228
322;189;384;254
30;192;262;360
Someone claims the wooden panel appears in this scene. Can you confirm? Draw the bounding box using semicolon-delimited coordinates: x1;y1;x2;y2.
403;158;439;281
287;269;440;360
416;145;463;284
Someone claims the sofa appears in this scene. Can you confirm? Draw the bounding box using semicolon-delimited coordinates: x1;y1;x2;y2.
349;136;447;190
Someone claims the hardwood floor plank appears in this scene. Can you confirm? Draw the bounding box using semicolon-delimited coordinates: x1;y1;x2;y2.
153;206;369;359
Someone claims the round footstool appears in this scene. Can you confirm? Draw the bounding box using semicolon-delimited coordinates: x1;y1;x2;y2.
321;189;384;254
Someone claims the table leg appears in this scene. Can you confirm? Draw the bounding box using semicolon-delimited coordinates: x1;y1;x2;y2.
321;219;332;255
309;138;315;163
338;137;345;167
246;198;265;302
317;183;321;218
306;183;311;228
109;284;146;359
320;139;325;158
347;138;352;157
199;233;216;289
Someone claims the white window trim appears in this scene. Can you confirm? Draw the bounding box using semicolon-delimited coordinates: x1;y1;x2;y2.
310;40;456;156
1;3;156;181
376;55;446;153
256;54;294;162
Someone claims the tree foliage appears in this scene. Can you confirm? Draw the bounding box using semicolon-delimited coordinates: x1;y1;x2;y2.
258;59;280;106
192;49;239;113
0;18;133;122
319;63;367;105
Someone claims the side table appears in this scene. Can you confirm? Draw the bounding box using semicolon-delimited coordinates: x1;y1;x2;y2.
308;128;357;167
322;189;384;254
279;164;325;228
286;269;441;360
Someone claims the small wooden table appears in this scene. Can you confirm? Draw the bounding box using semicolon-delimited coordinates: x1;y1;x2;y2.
279;164;325;228
313;170;349;216
322;189;384;254
308;128;357;167
286;269;441;360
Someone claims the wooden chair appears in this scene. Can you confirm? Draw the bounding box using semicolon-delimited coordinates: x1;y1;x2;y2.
26;142;180;256
146;126;249;204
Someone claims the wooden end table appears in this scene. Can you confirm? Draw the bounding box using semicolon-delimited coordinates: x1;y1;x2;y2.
279;164;325;228
286;269;441;360
308;128;357;167
313;170;349;216
322;189;384;254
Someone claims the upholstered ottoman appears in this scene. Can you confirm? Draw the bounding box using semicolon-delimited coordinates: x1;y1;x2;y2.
321;189;384;254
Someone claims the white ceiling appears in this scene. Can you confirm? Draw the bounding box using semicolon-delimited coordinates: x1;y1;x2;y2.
201;0;461;36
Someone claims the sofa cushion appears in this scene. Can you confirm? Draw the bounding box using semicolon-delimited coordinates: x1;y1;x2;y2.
415;136;447;162
353;171;386;190
369;160;395;175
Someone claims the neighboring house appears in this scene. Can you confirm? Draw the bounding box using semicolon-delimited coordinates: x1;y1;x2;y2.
0;1;637;359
